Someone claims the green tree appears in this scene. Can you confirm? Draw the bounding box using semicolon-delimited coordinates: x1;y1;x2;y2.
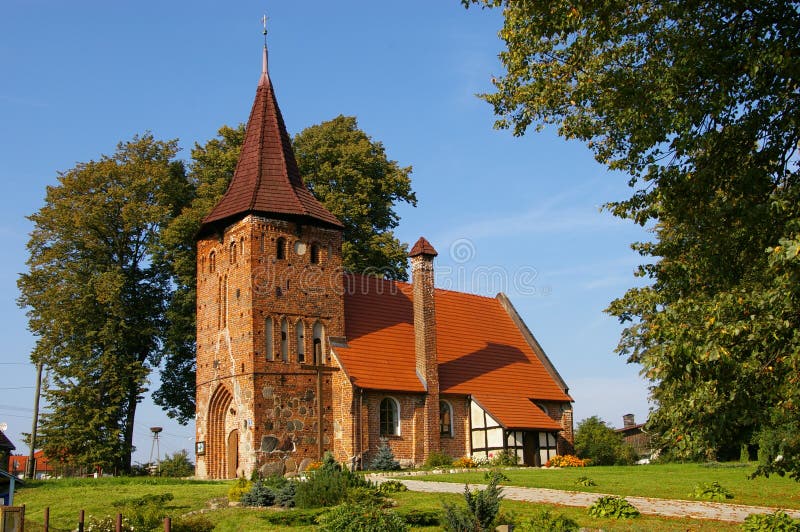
462;1;800;473
574;416;633;466
17;134;190;472
156;118;416;422
293;115;416;279
153;124;246;423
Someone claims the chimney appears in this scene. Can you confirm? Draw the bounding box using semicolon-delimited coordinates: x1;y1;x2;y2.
410;236;439;460
623;414;635;428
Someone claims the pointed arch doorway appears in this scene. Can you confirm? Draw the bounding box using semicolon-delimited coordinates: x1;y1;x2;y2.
207;385;235;479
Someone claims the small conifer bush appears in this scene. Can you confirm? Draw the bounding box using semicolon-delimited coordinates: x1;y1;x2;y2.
370;438;401;470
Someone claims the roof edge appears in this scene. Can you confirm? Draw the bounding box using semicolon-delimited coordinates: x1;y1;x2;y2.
495;292;572;400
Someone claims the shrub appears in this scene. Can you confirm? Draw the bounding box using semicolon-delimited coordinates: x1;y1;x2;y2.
489;449;519;466
275;479;298;508
346;486;388;507
574;416;632;465
741;510;800;531
546;455;588;467
574;476;596;487
378;480;408;493
170;515;215;532
453;456;478;468
111;493;173;531
157;450;194;477
517;508;580;531
295;455;373;508
442;471;504;531
689;481;734;501
227;477;252;502
397;508;440;527
484;469;509;483
317;503;409;532
616;443;639;465
240;480;276;507
370;438;401;470
588;496;640;519
425;450;454;468
85;516;135;532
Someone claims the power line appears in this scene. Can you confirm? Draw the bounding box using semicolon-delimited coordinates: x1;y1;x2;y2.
0;386;34;390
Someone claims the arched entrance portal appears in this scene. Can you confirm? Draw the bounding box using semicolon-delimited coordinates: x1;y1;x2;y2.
227;429;239;478
207;385;234;479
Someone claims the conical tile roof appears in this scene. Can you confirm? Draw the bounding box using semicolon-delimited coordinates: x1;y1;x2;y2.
200;47;342;235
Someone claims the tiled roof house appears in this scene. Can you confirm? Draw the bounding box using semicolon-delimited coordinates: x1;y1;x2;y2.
193;39;573;479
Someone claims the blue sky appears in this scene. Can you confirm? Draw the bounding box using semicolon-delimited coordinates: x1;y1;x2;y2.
1;1;651;464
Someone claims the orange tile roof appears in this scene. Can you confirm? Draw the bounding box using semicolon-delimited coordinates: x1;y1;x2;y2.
333;274;571;430
200;48;342;236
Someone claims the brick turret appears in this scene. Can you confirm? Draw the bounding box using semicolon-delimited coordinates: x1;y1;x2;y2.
410;237;440;460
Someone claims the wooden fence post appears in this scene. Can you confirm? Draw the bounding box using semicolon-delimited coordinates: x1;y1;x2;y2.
43;506;49;532
164;516;171;532
78;509;85;532
116;512;122;532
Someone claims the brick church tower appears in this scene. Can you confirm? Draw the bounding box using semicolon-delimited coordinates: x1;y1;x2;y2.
194;40;344;479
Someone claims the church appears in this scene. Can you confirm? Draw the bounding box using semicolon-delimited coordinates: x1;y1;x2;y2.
194;40;574;479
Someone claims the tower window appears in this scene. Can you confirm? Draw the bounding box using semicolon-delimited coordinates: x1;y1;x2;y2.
265;317;274;361
276;237;286;260
440;400;453;437
380;397;400;436
230;241;237;264
310;243;320;264
312;321;325;365
280;318;288;362
296;320;305;363
209;251;216;273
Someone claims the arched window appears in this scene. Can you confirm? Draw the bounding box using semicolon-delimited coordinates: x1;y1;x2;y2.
276;237;286;260
280;318;288;362
209;251;216;273
296;320;305;363
310;243;320;264
380;397;400;436
440;400;453;437
312;321;325;365
265;317;274;361
230;241;237;264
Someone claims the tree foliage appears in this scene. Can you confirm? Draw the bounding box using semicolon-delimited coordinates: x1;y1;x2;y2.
293;115;416;279
463;1;800;473
574;416;635;466
17;134;190;471
156;118;416;422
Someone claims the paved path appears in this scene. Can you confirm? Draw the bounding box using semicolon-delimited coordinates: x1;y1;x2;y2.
369;476;800;523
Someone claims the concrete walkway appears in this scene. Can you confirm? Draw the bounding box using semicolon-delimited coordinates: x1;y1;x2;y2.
369;476;800;524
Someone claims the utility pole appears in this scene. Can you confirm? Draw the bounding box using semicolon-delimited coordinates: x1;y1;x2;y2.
27;361;43;480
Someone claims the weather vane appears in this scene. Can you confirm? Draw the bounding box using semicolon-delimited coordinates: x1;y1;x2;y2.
261;14;268;45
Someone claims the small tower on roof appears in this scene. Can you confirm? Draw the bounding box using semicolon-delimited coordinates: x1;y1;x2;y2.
194;20;344;479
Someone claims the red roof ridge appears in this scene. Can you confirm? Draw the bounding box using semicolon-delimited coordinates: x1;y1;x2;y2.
199;46;342;236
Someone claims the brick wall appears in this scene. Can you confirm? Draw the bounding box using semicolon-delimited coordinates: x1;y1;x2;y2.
196;215;343;479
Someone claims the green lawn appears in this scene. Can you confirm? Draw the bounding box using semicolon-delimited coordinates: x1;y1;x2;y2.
401;462;800;509
13;465;797;531
14;477;229;530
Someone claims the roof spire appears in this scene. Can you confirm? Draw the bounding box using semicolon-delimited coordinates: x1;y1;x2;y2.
260;14;269;86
